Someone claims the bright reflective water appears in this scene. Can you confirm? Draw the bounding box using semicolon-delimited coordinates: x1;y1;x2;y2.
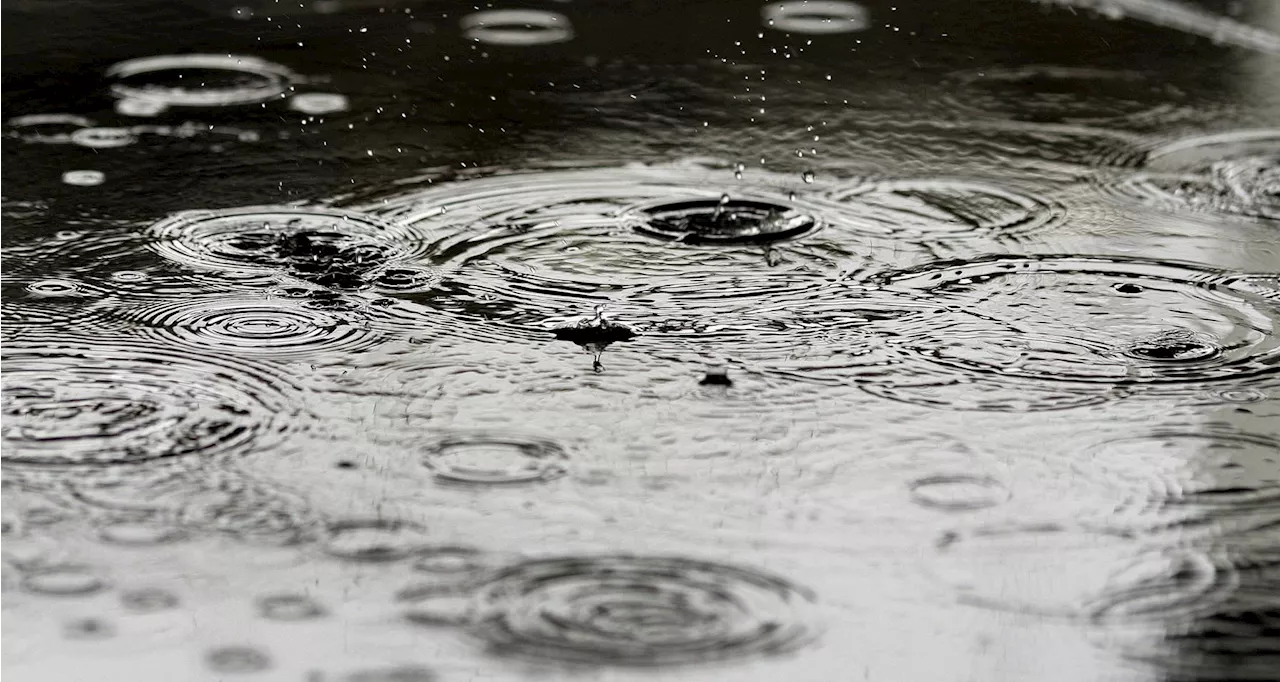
3;1;1279;681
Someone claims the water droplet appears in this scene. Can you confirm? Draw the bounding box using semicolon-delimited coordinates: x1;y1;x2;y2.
801;170;815;183
733;162;746;180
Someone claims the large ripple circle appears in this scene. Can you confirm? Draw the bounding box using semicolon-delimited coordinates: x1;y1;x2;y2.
118;297;386;359
147;206;432;284
1;339;300;467
468;555;819;666
367;162;918;311
872;255;1280;394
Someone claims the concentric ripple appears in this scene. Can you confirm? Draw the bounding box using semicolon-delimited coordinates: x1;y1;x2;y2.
870;255;1280;403
117;297;385;360
1101;129;1279;221
818;177;1064;242
321;519;431;562
363;162;924;345
422;434;568;485
942;66;1194;125
468;555;819;665
148;206;431;288
105;54;299;108
1;340;299;467
1073;431;1280;537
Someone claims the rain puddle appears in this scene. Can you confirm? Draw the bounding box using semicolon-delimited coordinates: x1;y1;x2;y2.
3;1;1279;681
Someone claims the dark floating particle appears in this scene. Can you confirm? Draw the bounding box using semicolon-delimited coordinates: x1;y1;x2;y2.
468;554;819;666
635;197;819;245
699;367;734;386
550;310;636;372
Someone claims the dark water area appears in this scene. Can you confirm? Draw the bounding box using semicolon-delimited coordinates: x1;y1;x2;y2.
3;1;1280;680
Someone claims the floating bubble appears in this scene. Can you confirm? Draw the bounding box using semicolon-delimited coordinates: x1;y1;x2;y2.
761;1;869;35
106;54;299;108
23;565;108;596
819;178;1065;241
61;170;105;187
469;555;820;665
6;113;94;144
70;127;136;149
460;10;574;46
322;519;431;562
422;434;568;485
118;297;386;360
2;340;300;467
870;256;1280;405
206;645;272;674
290;93;350;115
98;519;188;546
908;474;1010;511
147;206;430;288
634;198;819;245
257;593;327;620
114;98;169;117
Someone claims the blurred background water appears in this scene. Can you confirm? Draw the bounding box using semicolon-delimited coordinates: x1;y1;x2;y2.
2;1;1279;681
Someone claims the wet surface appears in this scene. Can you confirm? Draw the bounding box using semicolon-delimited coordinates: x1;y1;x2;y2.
3;1;1280;681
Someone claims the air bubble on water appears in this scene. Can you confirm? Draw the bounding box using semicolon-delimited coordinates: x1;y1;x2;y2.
23;565;108;596
460;10;574;46
115;98;168;117
257;593;328;620
70;128;136;149
206;646;272;674
120;587;180;612
290;93;350;115
60;170;105;187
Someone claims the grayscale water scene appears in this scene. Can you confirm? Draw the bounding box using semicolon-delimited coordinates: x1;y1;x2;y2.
3;1;1279;680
